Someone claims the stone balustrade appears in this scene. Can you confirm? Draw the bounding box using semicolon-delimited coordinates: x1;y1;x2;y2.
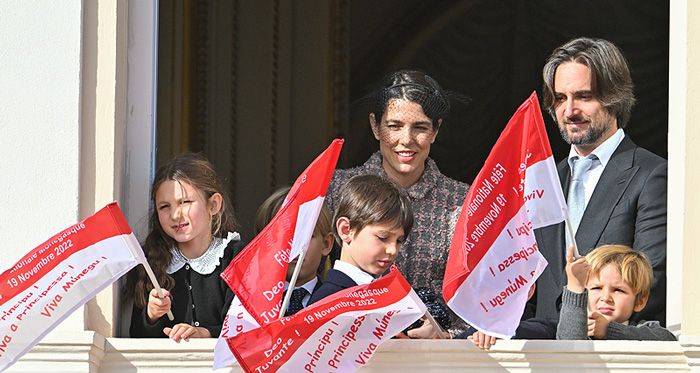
7;331;699;372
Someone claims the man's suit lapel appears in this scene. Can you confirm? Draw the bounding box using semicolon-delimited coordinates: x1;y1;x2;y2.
550;160;570;276
313;277;323;293
534;160;569;284
559;158;571;199
575;136;639;254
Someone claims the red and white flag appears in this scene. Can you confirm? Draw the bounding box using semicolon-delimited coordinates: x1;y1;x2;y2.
213;297;261;369
0;203;145;371
442;92;566;338
228;266;425;373
214;139;344;369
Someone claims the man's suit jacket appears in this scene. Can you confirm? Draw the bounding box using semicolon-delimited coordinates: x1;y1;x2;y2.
533;136;667;324
307;269;359;306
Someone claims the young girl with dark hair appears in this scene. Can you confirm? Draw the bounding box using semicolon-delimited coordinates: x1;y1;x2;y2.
125;153;245;340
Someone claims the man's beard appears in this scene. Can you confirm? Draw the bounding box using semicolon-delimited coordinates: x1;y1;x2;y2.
558;114;613;146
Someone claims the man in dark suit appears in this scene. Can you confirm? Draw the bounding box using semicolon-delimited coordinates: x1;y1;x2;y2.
533;37;667;327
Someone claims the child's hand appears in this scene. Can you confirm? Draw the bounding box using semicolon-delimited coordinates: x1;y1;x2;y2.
565;246;590;293
406;317;440;339
397;316;451;339
468;331;498;350
163;323;211;341
146;289;172;322
587;311;609;339
527;283;536;301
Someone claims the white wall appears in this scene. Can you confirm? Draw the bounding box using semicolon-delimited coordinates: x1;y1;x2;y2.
0;1;83;265
667;0;686;333
0;0;83;327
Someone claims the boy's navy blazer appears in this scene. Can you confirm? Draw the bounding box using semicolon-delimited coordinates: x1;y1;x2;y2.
307;269;358;306
312;279;323;293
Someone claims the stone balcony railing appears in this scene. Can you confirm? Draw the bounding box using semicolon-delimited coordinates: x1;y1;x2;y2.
7;331;700;372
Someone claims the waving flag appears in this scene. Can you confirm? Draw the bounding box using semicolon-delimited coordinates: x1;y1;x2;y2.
443;92;566;338
213;297;261;369
214;139;343;368
228;266;425;373
0;203;145;371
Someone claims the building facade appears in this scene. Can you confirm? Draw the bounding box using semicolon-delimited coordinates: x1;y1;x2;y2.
1;1;699;371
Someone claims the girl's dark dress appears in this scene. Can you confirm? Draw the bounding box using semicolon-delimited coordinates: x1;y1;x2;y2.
130;233;245;338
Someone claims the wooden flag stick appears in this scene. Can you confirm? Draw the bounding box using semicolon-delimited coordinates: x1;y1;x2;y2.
141;262;175;321
564;217;581;258
424;311;449;339
280;247;307;319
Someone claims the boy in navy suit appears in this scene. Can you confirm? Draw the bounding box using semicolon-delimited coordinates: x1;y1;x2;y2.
254;186;334;316
308;174;413;305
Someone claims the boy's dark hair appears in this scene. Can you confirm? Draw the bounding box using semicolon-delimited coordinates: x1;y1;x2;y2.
254;185;333;278
254;186;332;238
333;174;413;243
254;186;291;235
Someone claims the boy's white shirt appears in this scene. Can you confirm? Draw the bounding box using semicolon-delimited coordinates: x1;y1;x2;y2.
334;260;375;285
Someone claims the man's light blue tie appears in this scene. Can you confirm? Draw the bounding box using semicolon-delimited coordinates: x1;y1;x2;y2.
567;156;595;249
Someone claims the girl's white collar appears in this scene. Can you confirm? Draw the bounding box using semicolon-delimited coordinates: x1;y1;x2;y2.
167;231;240;275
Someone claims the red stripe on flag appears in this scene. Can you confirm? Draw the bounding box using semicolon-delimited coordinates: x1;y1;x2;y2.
221;139;343;326
443;92;552;300
227;266;417;372
0;203;131;305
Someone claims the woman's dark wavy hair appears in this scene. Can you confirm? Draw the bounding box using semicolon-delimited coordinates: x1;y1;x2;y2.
124;152;237;308
370;69;469;130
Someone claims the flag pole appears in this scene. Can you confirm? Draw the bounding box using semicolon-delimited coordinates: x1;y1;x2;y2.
564;216;581;258
280;247;307;319
141;262;175;321
424;311;449;339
